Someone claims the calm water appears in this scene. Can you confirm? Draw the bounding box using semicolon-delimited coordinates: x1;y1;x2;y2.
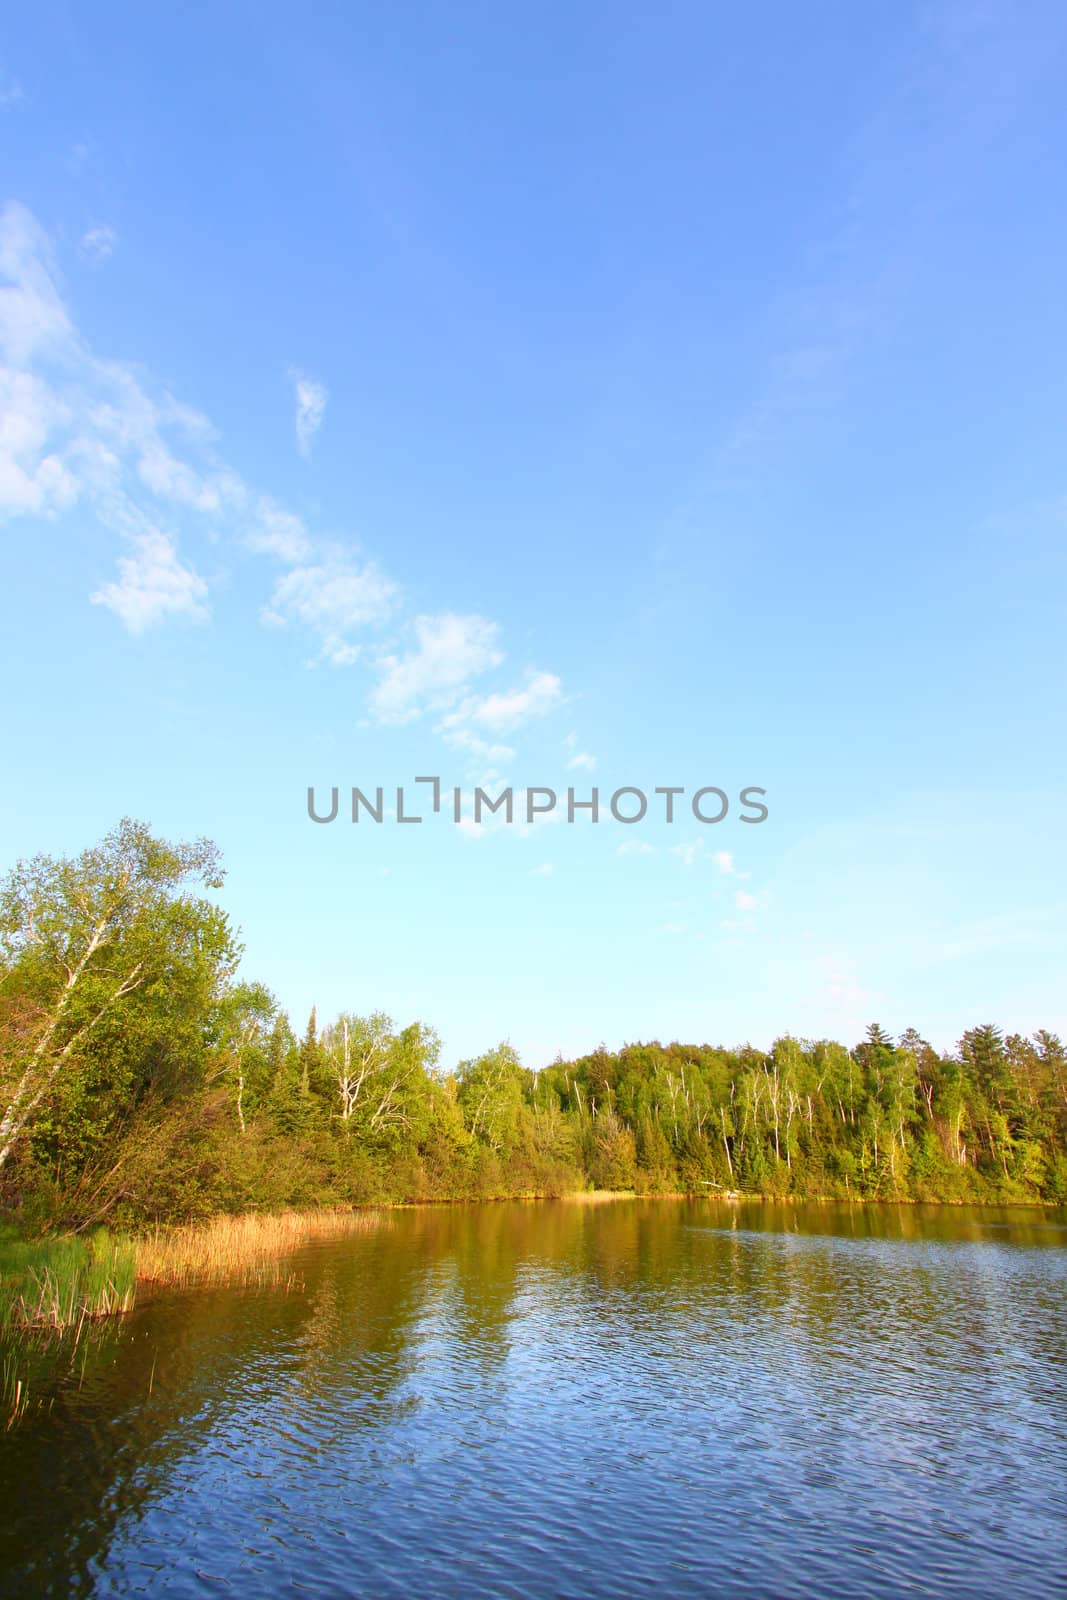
2;1200;1066;1599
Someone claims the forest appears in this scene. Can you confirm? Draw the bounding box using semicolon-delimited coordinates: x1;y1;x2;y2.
2;818;1065;1234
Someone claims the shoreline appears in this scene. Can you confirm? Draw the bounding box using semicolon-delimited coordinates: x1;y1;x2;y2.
4;1188;1061;1325
3;1190;1062;1424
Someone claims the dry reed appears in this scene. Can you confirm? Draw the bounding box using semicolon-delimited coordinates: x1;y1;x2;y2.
135;1208;381;1288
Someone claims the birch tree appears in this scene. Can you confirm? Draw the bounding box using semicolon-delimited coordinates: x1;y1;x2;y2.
210;982;277;1133
455;1043;526;1153
0;818;229;1173
322;1012;439;1143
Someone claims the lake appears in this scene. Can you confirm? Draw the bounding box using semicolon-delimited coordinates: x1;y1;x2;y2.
2;1199;1066;1598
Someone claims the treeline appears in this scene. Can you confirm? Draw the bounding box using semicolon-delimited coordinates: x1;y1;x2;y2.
1;820;1064;1229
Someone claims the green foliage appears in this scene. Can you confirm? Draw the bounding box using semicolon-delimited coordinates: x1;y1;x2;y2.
2;821;1065;1227
455;1043;525;1155
0;1223;135;1329
0;818;238;1186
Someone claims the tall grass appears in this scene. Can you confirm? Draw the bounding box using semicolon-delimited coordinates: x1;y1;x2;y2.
2;1350;29;1430
1;1209;379;1424
560;1189;639;1204
0;1226;136;1332
134;1207;380;1288
0;1226;136;1429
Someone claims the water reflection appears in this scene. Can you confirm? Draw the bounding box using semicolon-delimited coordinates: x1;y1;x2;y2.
1;1201;1065;1598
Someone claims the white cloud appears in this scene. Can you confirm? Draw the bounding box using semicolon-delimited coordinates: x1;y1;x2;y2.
669;841;753;880
371;613;503;724
0;369;77;515
80;224;117;265
0;204;238;555
617;839;656;857
0;203;569;756
531;862;555;877
91;528;209;632
563;731;595;769
263;556;398;665
443;670;563;735
0;204;403;653
0;203;72;363
135;440;240;512
246;499;312;563
442;727;516;766
450;784;567;842
735;889;759;912
290;369;327;458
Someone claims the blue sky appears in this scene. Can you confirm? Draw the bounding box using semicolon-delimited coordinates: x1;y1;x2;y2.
2;1;1065;1067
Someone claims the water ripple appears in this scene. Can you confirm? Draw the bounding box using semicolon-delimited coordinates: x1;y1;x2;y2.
1;1200;1065;1599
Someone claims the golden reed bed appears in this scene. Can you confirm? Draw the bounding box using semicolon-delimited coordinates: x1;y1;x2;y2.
135;1208;382;1288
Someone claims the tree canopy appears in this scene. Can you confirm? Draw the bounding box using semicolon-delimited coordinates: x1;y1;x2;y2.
2;822;1064;1226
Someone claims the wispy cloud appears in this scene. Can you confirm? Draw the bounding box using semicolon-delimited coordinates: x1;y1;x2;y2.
454;784;567;843
80;223;117;265
644;2;1057;632
368;620;564;760
0;202;569;755
134;440;240;512
563;731;596;771
0;203;72;362
0;369;75;515
617;839;656;857
244;499;312;563
0;202;217;613
442;727;516;767
0;203;373;646
531;862;555;878
263;555;398;665
290;368;327;458
722;11;1025;474
91;528;209;632
442;670;563;736
667;839;754;884
370;613;503;723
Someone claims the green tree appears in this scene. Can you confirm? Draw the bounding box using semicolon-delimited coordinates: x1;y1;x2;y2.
210;982;277;1133
455;1043;526;1155
0;819;233;1175
322;1013;439;1147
